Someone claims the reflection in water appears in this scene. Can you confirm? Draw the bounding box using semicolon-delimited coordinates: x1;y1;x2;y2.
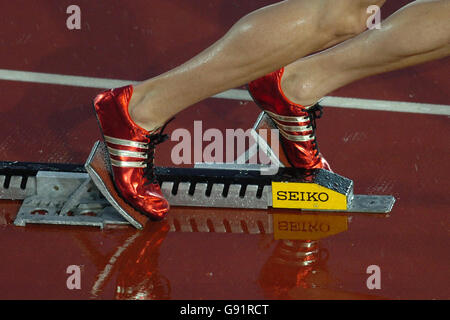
90;222;171;300
114;223;171;300
86;208;349;300
259;239;331;299
256;210;348;299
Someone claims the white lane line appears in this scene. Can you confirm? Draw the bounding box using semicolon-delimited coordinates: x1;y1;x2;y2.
319;96;450;116
1;68;449;116
0;69;135;89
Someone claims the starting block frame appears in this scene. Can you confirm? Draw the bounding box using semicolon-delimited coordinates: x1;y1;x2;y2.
0;112;395;229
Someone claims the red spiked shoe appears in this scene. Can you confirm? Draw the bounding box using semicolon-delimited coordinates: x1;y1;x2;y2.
248;68;331;170
93;85;170;220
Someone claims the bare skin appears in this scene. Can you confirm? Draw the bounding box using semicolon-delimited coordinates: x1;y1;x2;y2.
281;0;450;106
128;0;386;130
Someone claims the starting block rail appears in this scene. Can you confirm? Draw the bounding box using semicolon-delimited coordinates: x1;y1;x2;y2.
0;153;395;229
0;112;395;229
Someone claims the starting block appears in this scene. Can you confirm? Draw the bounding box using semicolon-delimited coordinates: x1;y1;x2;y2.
0;112;395;230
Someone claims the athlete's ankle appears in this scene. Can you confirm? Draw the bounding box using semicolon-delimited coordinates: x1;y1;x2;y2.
128;87;164;132
280;67;325;107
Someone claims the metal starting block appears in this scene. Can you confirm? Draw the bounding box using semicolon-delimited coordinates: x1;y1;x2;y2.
0;112;395;229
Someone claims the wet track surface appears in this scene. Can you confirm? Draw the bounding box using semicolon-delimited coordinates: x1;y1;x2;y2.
0;0;449;299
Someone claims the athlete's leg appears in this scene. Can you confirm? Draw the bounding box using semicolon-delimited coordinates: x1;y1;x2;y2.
93;0;386;219
281;0;450;106
129;0;386;130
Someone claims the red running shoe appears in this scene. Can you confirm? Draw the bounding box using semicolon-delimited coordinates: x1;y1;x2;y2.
93;85;170;220
248;68;331;170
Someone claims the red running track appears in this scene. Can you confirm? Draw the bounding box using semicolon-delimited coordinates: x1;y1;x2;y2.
0;0;448;299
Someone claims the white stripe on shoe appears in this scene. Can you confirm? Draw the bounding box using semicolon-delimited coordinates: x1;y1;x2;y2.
107;147;148;159
279;129;314;142
109;158;146;168
264;110;315;142
103;135;149;168
265;110;310;123
271;119;312;133
104;135;149;149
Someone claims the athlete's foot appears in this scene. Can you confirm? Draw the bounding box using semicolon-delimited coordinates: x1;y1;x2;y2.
93;85;170;220
248;68;331;171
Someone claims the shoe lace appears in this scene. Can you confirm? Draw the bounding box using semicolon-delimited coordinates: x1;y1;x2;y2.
306;103;323;157
143;118;174;185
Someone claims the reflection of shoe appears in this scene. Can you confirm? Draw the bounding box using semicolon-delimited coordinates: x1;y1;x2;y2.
258;240;328;298
248;68;331;170
115;223;171;300
93;85;170;220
